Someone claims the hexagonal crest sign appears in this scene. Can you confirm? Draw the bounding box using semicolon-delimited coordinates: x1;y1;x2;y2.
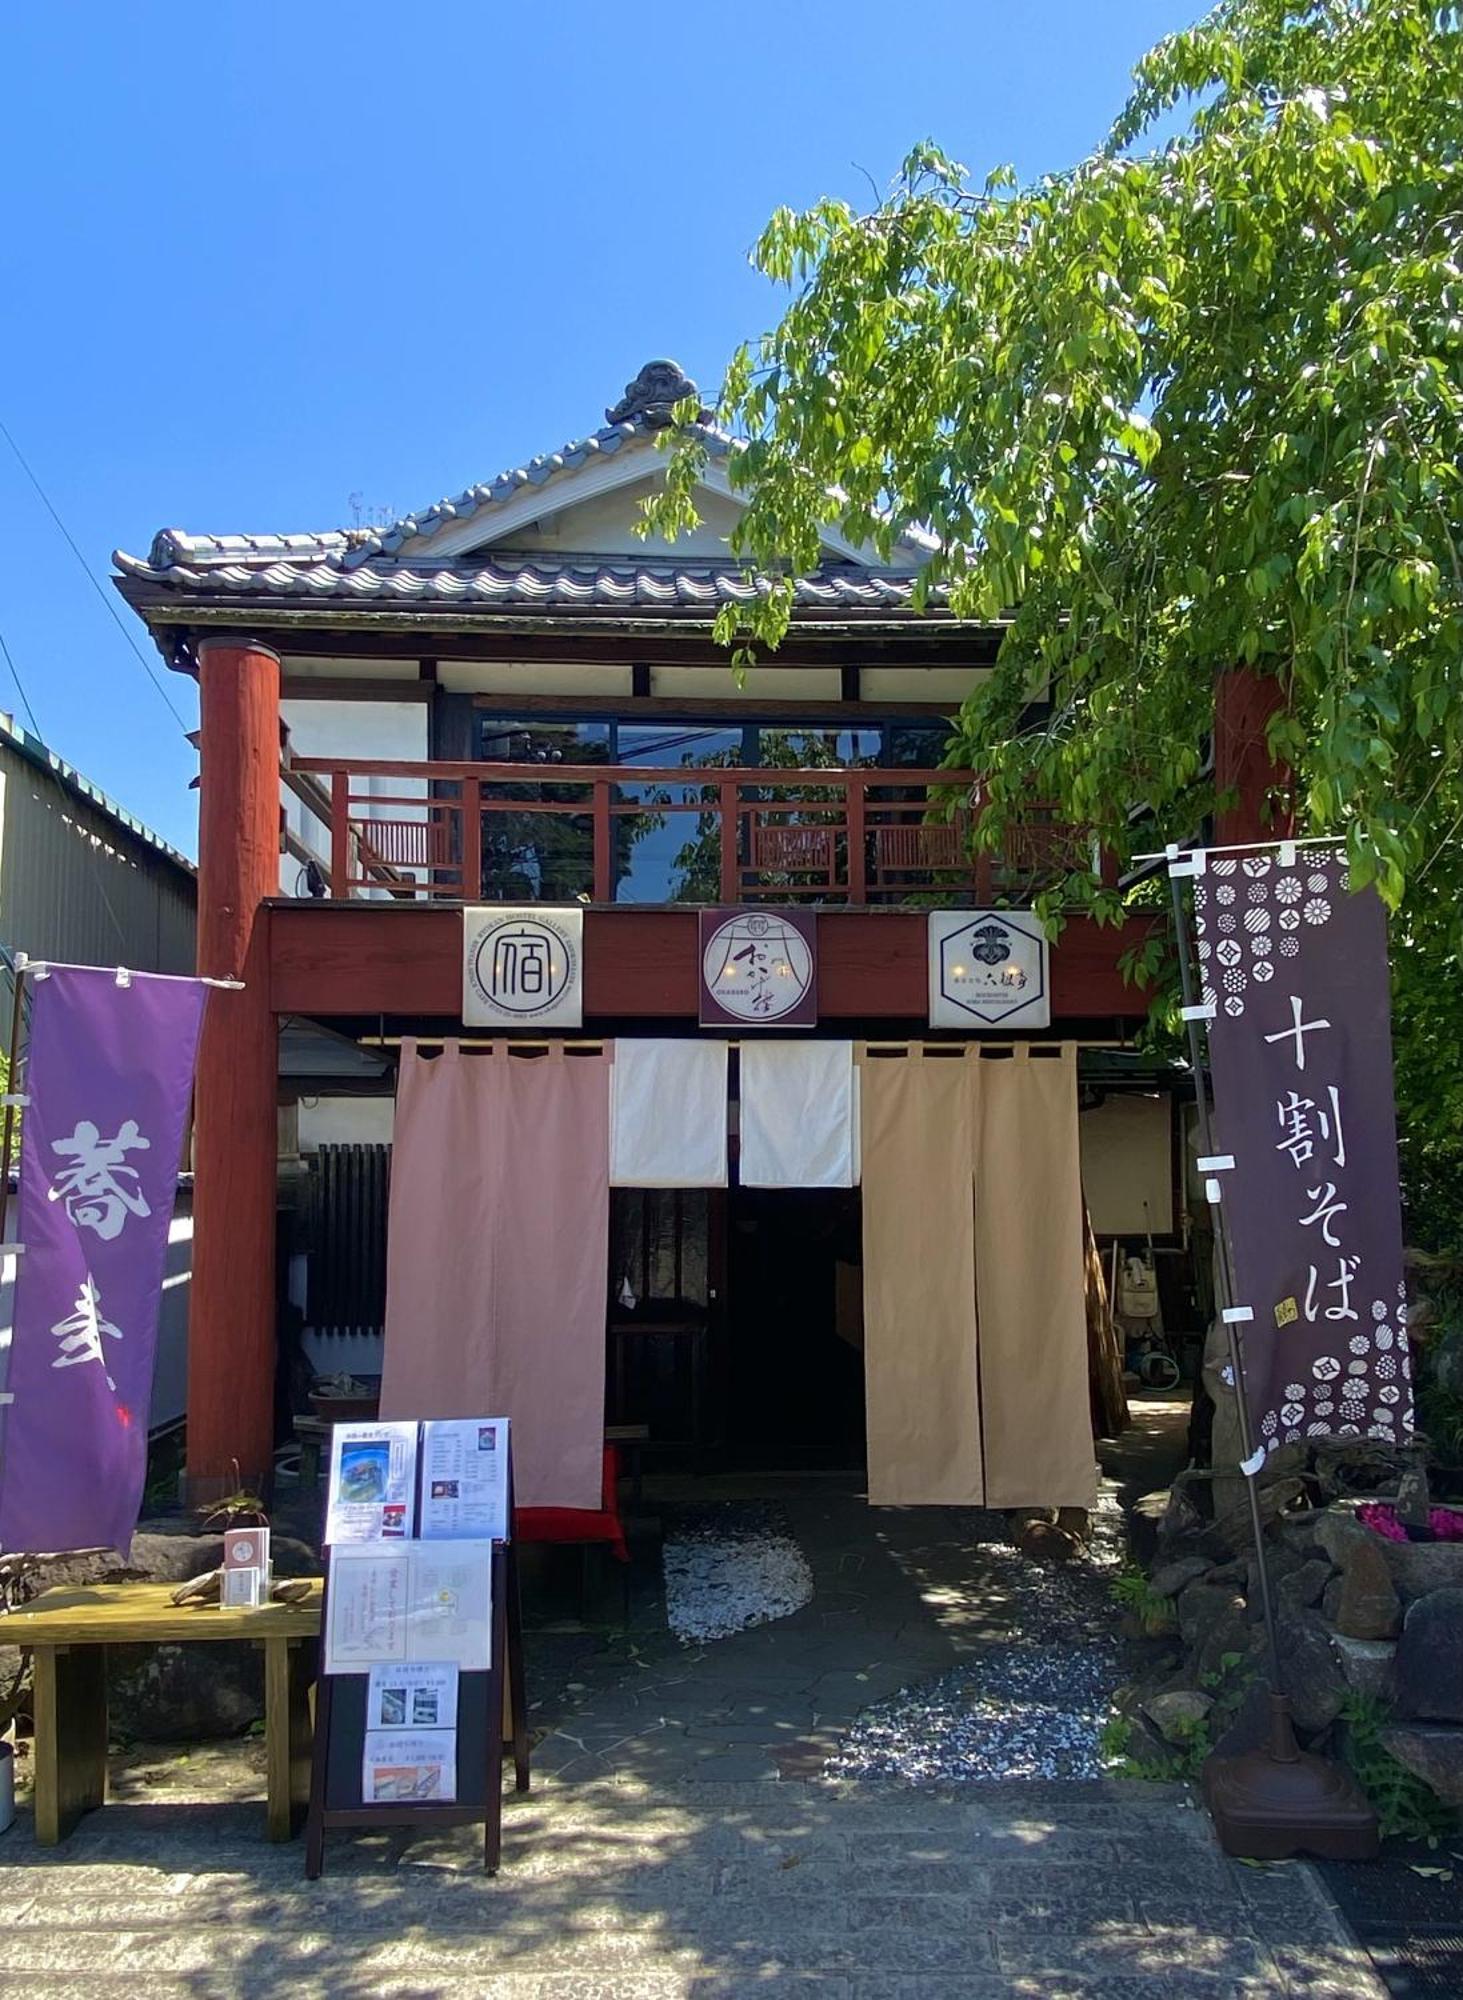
928;910;1050;1029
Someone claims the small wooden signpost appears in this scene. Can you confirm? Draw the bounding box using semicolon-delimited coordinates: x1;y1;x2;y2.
303;1427;530;1878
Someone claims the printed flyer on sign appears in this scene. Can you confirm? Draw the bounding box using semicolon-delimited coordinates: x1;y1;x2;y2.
365;1660;459;1732
325;1421;418;1544
420;1418;509;1542
362;1731;457;1804
404;1541;494;1672
323;1547;411;1673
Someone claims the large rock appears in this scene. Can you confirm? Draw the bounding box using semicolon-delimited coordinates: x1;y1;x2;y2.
1380;1724;1463;1807
1144;1689;1214;1744
1334;1537;1401;1640
1310;1507;1371;1571
1177;1583;1247;1651
109;1641;265;1741
1211;1676;1274;1758
1014;1518;1084;1564
1381;1540;1463;1604
1331;1634;1397;1705
1195;1611;1262;1688
1276;1611;1347;1734
1394;1589;1463;1723
1210;1478;1306;1560
101;1528;319;1742
1150;1555;1213;1599
1274;1559;1333;1622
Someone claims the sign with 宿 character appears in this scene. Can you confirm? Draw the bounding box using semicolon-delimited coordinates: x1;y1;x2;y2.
463;907;583;1029
698;909;817;1028
928;910;1050;1029
1194;850;1413;1456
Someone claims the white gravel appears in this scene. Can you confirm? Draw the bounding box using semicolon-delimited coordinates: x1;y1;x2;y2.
663;1521;814;1645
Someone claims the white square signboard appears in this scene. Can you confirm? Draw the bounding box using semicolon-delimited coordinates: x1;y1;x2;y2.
928;910;1051;1030
463;906;583;1029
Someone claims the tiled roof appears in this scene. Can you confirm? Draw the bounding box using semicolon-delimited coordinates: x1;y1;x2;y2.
129;411;740;581
114;361;942;619
114;548;947;612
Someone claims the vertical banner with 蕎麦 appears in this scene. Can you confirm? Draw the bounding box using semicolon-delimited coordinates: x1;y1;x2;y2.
0;967;207;1555
1193;849;1413;1458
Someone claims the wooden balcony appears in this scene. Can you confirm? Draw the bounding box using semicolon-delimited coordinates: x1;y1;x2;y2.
287;758;1100;908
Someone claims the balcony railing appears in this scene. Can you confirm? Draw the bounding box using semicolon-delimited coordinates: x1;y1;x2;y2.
286;758;1098;908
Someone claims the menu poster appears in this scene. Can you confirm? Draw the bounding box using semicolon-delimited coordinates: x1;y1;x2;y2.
323;1547;410;1673
362;1731;457;1805
404;1541;494;1672
325;1422;418;1544
419;1418;510;1543
366;1660;459;1732
325;1422;417;1545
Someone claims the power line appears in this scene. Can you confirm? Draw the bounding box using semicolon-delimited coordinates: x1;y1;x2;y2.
0;416;190;736
0;620;43;738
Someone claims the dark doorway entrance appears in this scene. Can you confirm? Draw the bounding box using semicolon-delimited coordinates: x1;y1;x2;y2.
724;1188;865;1471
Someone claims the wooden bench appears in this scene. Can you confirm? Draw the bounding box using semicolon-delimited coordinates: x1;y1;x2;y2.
2;1579;322;1845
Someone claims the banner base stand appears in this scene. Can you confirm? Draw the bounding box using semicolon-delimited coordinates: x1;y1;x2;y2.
1202;1695;1378;1861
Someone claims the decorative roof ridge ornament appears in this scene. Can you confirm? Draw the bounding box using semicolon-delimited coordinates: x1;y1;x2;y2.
606;359;710;430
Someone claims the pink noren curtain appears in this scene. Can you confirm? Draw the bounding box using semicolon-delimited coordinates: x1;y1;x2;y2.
380;1041;609;1511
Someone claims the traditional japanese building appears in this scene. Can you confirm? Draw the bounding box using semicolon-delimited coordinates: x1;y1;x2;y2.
115;360;1260;1503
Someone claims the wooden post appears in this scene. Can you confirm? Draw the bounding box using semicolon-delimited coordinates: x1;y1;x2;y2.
1214;667;1294;846
191;635;281;1501
591;774;613;903
330;770;351;897
846;776;867;905
719;773;739;904
460;777;482;901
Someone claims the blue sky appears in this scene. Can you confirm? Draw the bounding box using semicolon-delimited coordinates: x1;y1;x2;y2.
1;1;1199;856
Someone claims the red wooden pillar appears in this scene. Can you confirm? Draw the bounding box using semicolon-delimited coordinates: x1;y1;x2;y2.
189;635;281;1498
1214;666;1295;846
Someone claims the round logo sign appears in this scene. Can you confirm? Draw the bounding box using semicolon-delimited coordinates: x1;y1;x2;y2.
468;914;577;1020
701;912;814;1024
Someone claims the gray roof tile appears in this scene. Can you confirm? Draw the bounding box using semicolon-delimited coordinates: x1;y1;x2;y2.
116;362;943;621
114;549;948;612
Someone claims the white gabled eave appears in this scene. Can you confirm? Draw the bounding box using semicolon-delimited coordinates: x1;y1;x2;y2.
408;430;930;572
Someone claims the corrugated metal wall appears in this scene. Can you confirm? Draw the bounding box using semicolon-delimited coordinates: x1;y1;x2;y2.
0;747;196;973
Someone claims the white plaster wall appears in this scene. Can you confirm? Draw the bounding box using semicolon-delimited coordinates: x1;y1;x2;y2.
1079;1093;1175;1237
438;661;635;698
297;1095;396;1150
859;667;993;705
650;666;844;703
279;699;429;896
497;479;745;559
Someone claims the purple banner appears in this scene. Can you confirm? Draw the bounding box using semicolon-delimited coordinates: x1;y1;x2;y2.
1194;850;1413;1458
0;968;207;1554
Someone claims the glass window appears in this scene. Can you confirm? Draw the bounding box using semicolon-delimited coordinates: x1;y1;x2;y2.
476;718;610;903
753;726;883;770
886;722;955;771
615;723;744;905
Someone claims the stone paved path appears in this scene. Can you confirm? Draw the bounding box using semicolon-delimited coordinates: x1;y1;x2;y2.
519;1475;1117;1783
0;1768;1381;1998
0;1452;1385;1995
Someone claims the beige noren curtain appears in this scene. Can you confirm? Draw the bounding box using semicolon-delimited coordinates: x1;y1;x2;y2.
860;1043;1097;1511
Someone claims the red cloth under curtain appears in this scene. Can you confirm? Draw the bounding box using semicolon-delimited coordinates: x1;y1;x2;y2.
380;1041;610;1512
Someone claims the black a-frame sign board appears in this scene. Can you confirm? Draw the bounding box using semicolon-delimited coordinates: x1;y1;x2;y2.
304;1434;531;1878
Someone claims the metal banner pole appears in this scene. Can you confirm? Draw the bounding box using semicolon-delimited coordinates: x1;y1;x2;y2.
0;951;29;1249
1167;872;1285;1688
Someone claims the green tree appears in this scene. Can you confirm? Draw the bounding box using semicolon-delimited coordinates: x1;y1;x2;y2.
647;0;1463;1236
